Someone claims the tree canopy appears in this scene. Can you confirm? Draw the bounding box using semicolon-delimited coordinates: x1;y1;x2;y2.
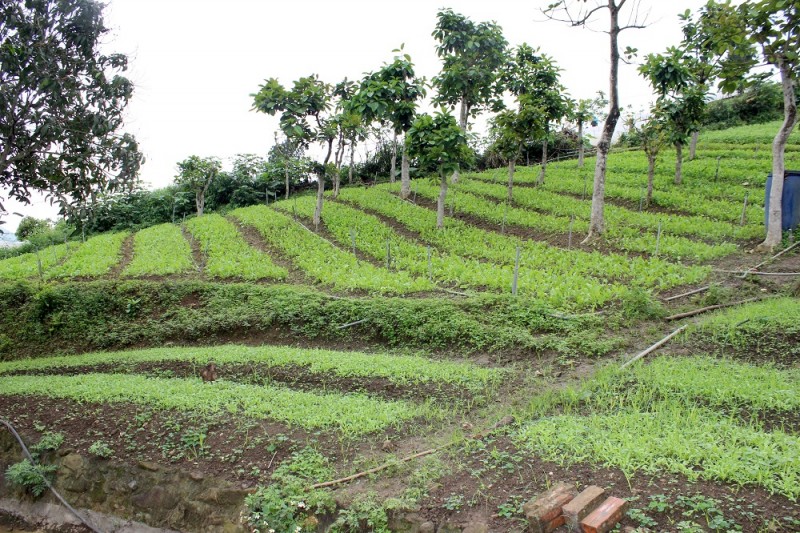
0;0;142;221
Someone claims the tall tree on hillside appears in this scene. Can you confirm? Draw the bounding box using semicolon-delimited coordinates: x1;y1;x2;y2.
495;44;564;198
0;0;143;231
571;92;608;168
252;75;338;227
175;156;221;217
639;48;707;185
501;45;570;186
697;0;798;251
352;48;426;198
406;111;472;228
269;134;308;200
490;95;547;202
543;0;648;242
432;9;508;183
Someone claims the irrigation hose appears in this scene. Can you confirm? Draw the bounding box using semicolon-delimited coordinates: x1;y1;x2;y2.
0;418;105;533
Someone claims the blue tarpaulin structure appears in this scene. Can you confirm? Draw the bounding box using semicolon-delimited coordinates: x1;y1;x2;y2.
765;170;800;231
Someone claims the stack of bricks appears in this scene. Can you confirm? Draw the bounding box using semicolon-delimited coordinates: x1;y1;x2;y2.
522;483;628;533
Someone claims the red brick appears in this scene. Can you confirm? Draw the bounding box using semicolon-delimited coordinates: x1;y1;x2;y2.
523;482;576;533
581;496;628;533
563;485;606;532
544;515;566;533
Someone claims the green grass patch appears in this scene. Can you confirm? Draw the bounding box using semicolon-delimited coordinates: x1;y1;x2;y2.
517;356;800;499
0;373;425;436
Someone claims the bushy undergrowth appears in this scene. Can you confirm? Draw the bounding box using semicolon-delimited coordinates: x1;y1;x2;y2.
0;280;611;359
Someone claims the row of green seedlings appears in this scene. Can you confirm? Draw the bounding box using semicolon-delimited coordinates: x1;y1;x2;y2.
337;186;709;292
684;296;800;357
473;163;765;226
406;180;739;261
699;121;800;145
274;196;627;306
185;214;287;280
231;204;433;294
518;355;800;499
0;232;129;281
0;344;503;437
0;344;502;396
458;175;760;243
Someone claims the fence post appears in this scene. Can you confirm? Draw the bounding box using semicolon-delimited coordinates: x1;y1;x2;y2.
654;220;662;258
568;215;575;249
512;246;521;296
740;192;749;226
427;245;432;281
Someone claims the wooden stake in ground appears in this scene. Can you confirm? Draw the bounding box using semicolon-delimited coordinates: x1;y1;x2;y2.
665;297;762;321
620;325;688;369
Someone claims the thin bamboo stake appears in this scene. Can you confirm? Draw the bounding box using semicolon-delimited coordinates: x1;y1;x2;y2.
715;270;800;277
662;285;710;302
741;240;800;278
620;325;688;369
664;297;762;321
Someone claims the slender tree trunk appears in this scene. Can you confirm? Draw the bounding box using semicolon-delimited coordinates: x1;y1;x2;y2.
400;138;411;199
285;165;290;200
646;152;656;207
759;58;798;252
196;191;204;217
583;3;622;243
390;131;398;183
674;142;683;185
313;139;334;228
537;138;548;186
507;159;516;203
689;130;699;160
348;142;355;184
451;98;469;184
437;169;448;229
578;121;585;168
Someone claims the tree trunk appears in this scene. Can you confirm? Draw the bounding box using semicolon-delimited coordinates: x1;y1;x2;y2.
400;139;411;199
759;58;798;252
674;142;683;185
689;130;699;160
583;2;622;243
285;165;290;200
507;159;516;203
437;169;448;229
537;138;548;186
196;191;204;217
313;139;334;228
451;98;469;184
578;121;585;168
390;131;398;183
348;142;355;185
646;153;656;207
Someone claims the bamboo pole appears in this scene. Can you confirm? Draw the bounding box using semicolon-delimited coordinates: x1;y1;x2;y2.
620;325;688;369
664;297;762;321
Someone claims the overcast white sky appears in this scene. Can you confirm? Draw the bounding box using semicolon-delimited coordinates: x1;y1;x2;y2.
3;0;715;232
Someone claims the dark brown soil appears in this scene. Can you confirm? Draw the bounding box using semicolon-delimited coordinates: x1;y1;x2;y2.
419;436;800;532
180;226;205;273
107;234;135;278
0;394;434;490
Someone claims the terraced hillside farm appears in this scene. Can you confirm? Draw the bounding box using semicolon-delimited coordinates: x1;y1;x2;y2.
1;121;799;532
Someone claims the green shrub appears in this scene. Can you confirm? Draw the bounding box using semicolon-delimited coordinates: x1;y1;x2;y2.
5;460;57;497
